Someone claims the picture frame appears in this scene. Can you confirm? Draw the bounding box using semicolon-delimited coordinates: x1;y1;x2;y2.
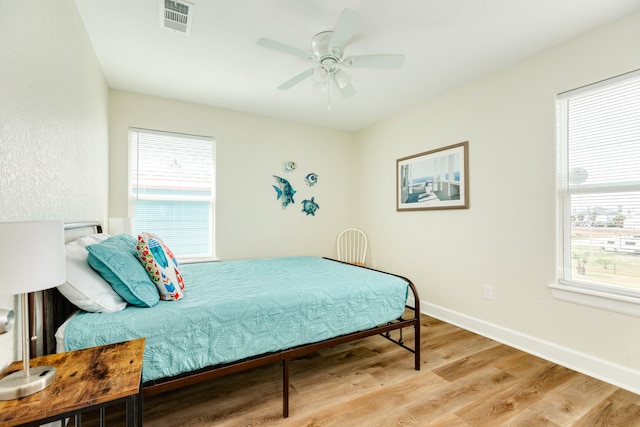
396;141;469;211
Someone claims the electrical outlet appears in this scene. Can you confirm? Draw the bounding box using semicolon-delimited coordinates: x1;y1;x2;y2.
484;285;494;300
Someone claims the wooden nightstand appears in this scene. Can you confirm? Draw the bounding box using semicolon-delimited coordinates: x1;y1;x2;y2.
0;338;145;427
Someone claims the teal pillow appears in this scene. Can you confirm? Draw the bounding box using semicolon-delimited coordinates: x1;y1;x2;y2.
86;234;160;307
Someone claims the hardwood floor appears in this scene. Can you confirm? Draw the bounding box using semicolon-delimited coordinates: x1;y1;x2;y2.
73;314;640;426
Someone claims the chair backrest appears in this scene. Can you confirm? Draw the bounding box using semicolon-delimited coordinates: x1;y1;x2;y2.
336;228;368;266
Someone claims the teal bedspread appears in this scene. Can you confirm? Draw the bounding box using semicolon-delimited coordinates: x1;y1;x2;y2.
63;256;409;383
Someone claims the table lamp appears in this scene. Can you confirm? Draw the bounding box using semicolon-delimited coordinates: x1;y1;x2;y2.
0;221;65;400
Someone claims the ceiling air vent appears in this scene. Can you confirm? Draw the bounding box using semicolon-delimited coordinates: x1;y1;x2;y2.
161;0;194;35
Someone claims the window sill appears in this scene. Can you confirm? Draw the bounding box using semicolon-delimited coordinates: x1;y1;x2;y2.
179;256;220;264
549;282;640;317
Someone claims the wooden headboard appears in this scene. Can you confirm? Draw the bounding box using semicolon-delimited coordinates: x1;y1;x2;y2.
31;222;103;357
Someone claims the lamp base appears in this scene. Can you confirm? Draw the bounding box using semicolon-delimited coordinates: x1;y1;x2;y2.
0;366;56;400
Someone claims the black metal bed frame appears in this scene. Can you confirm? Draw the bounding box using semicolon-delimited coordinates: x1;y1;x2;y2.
34;222;421;419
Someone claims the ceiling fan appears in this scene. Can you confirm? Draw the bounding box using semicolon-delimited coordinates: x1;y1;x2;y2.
257;8;404;99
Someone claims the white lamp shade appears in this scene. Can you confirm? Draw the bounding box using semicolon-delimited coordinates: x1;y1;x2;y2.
0;221;65;295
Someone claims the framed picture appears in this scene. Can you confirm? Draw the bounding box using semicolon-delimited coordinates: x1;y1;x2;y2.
396;141;469;211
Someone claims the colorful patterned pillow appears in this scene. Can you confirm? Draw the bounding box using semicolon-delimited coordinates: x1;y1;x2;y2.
137;232;185;301
86;234;160;308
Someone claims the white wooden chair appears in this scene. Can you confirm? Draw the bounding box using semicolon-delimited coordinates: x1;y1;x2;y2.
336;228;368;266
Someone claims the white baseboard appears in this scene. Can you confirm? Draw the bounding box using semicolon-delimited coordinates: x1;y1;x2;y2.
414;299;640;395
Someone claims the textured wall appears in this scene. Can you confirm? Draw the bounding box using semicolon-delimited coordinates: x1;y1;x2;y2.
0;0;109;368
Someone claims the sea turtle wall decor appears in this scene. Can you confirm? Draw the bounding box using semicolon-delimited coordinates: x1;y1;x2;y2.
301;197;319;216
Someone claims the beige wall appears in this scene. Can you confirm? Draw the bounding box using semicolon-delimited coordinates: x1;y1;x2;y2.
0;0;109;368
108;90;356;260
355;11;640;392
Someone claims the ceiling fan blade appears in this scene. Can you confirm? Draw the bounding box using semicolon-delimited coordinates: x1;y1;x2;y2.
342;54;405;68
278;68;315;90
257;37;314;61
329;9;362;55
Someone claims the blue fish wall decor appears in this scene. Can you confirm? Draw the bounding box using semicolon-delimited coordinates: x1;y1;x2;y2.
305;173;318;186
282;161;296;172
273;175;296;208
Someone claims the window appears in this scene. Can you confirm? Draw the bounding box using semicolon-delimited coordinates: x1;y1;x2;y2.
553;70;640;315
129;128;215;260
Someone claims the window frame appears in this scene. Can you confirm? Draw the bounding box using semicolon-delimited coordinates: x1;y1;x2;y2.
552;70;640;317
128;127;216;262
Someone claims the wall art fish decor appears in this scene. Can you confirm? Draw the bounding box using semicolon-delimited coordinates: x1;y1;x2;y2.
273;175;296;208
301;197;319;216
304;172;318;186
282;161;296;172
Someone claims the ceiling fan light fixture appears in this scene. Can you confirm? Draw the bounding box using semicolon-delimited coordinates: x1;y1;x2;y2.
334;69;352;89
257;8;404;100
313;66;329;83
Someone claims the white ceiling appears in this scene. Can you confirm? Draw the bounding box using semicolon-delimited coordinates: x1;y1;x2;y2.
74;0;640;131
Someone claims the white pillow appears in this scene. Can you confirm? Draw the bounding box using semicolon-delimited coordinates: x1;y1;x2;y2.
57;233;127;313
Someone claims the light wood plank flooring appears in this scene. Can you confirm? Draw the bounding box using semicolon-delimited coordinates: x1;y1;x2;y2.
72;314;640;426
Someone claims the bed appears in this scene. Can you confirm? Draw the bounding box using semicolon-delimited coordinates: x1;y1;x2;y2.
36;222;421;421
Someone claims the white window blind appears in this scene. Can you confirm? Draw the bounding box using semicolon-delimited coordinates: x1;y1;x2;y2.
556;70;640;304
129;128;215;259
